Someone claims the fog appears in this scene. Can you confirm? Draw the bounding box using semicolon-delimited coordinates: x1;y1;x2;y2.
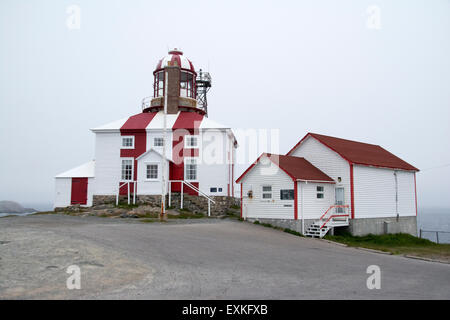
0;0;449;210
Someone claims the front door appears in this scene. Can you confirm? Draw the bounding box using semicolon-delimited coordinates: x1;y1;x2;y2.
71;178;88;205
335;187;345;213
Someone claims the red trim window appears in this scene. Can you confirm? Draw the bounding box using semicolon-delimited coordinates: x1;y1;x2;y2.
180;71;195;98
154;71;165;97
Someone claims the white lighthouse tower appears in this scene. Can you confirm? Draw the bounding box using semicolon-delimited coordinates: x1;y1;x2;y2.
54;49;238;212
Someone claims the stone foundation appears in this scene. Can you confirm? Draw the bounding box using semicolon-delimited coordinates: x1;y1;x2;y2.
91;193;240;217
348;216;417;236
247;216;417;236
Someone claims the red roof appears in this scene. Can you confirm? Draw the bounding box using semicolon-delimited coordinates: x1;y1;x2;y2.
287;133;419;171
236;153;335;183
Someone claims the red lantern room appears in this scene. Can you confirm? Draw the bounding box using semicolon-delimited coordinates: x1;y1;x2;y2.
143;49;210;116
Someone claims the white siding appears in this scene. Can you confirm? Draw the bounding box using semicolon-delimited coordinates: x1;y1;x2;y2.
136;151;169;195
290;137;350;209
146;130;173;161
86;177;94;206
198;129;232;196
93;132;121;195
241;157;295;219
298;181;335;220
353;165;416;218
54;178;71;208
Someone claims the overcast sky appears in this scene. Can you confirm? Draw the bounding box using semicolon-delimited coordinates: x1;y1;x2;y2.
0;0;449;210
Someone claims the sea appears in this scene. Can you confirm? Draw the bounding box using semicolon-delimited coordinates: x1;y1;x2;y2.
1;204;449;243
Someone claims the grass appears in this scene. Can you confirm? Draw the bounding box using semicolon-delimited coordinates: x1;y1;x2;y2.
167;212;205;219
253;220;304;237
230;205;241;210
34;211;58;215
115;203;139;209
325;232;450;261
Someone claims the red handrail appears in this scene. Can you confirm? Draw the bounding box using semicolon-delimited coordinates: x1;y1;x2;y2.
319;205;349;220
320;214;349;229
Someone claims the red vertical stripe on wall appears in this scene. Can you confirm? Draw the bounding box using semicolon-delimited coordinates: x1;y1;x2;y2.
119;113;157;195
171;112;203;195
350;163;355;219
294;181;298;220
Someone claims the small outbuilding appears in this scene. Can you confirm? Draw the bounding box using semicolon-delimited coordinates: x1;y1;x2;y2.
236;133;419;237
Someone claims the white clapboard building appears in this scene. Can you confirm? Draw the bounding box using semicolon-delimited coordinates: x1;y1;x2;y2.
55;49;237;209
237;133;419;237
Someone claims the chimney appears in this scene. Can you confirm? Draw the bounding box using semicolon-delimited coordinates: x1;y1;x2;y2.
165;65;180;114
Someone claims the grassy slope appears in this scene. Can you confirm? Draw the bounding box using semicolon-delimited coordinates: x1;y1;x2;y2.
324;232;450;261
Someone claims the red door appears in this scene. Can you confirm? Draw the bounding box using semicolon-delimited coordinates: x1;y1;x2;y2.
71;178;88;205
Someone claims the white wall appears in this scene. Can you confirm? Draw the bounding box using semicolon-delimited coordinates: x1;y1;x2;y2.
241;157;295;219
87;177;94;206
54;177;94;207
54;178;71;208
289;136;350;209
198;129;234;196
353;165;416;218
136;151;169;195
298;181;335;220
93;132;121;195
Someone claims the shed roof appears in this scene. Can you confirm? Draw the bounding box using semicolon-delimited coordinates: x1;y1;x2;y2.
236;153;335;183
287;133;419;171
55;160;95;178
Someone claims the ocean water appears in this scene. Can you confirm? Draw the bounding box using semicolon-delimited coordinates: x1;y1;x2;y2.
417;208;450;243
0;212;37;218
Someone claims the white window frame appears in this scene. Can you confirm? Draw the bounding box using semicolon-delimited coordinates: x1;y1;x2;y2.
121;158;134;181
184;157;198;181
145;162;159;181
316;185;325;199
261;185;272;200
121;136;135;149
184;135;199;148
153;137;164;147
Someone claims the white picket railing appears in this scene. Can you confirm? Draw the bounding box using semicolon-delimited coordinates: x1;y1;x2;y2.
168;180;215;216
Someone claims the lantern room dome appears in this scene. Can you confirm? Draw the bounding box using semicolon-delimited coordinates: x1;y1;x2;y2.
154;49;196;74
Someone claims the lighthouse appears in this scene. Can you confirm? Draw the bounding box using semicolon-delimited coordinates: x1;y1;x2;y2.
54;49;238;212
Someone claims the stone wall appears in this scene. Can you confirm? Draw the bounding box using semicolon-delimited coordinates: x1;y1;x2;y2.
92;193;240;216
246;216;417;237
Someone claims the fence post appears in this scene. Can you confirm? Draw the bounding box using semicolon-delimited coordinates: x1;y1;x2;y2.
181;182;184;209
127;183;130;205
419;229;422;238
208;199;211;217
168;182;171;207
436;231;439;244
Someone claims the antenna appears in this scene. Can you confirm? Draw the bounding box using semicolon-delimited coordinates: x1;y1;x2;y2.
196;68;212;117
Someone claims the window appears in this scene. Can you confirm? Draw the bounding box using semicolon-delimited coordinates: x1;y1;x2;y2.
218;188;222;192
180;71;195;98
121;159;133;181
317;186;324;199
262;185;272;199
185;135;199;148
154;71;165;97
122;136;134;149
154;137;164;147
210;187;217;193
280;189;295;200
185;158;197;181
146;164;158;180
